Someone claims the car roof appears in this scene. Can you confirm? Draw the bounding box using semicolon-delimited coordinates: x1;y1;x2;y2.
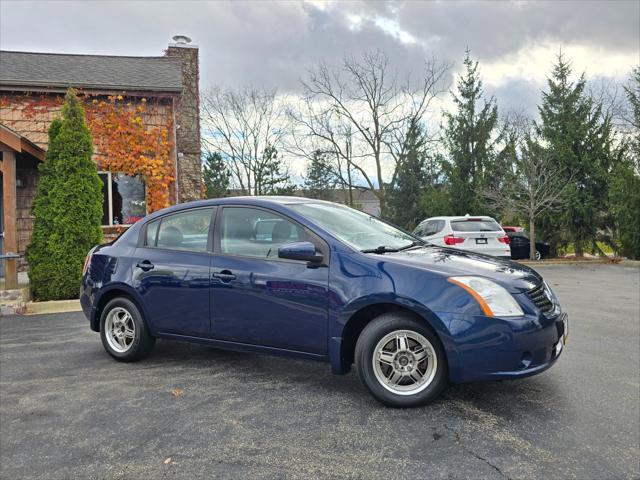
141;196;336;220
420;215;497;222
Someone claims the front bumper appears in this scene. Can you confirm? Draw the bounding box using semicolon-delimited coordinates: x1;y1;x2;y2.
438;310;568;383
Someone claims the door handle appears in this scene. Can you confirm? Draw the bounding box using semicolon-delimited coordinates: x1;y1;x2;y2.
212;270;236;283
135;260;154;271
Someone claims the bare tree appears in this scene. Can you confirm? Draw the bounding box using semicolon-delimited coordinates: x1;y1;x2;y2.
294;50;449;214
485;114;569;259
286;99;359;205
201;87;291;195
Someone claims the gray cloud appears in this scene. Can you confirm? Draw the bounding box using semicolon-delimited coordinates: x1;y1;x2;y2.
1;0;637;115
394;0;639;60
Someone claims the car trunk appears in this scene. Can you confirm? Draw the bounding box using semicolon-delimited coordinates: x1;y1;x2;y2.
450;218;505;249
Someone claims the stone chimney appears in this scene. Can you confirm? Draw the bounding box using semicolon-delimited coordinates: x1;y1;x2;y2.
166;35;202;202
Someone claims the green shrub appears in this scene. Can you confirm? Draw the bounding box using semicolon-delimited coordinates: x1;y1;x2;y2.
26;89;103;300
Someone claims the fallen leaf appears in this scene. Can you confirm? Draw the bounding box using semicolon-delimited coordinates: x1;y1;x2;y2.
164;457;172;464
170;389;184;398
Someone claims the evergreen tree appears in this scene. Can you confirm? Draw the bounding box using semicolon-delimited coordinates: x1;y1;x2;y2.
26;89;103;300
255;145;295;195
443;50;499;215
303;150;337;200
623;66;640;165
609;67;640;259
203;151;231;198
536;53;615;256
387;119;428;229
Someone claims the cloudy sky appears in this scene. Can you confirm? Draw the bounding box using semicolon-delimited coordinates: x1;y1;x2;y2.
1;0;638;116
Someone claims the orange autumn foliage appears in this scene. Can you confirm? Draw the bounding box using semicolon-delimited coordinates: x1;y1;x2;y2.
1;92;175;213
86;96;174;211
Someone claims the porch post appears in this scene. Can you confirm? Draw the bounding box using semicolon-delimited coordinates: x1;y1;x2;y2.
1;151;18;289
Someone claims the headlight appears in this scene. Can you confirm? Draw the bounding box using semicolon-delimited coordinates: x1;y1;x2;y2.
448;276;524;317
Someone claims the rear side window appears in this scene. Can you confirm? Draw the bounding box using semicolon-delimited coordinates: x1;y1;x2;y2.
451;219;501;232
424;220;445;236
145;219;159;246
146;208;213;252
424;221;438;236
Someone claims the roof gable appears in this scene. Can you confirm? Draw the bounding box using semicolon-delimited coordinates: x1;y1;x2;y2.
0;51;182;93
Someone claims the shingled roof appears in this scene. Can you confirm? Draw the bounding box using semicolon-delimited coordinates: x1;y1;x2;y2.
0;51;183;93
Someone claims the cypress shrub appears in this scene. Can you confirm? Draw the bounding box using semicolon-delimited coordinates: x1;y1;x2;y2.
26;89;103;300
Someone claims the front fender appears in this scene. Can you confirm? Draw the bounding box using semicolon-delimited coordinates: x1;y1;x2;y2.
329;293;455;375
336;293;450;339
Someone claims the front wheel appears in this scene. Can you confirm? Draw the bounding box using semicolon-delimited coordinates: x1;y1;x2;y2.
100;297;155;362
355;313;448;407
535;250;542;261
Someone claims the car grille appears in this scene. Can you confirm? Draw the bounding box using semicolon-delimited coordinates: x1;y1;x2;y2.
527;282;555;315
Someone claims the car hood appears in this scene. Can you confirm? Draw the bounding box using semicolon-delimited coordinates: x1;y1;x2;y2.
374;246;542;293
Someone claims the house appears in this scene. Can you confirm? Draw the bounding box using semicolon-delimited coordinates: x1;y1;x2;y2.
0;35;203;284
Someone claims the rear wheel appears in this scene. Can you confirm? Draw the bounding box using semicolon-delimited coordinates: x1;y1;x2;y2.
535;249;542;261
355;313;447;407
100;297;155;362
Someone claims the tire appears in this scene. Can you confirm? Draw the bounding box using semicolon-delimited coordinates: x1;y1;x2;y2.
535;250;542;261
355;312;448;408
100;297;155;362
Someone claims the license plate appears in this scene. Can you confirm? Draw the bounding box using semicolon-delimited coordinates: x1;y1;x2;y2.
476;238;488;244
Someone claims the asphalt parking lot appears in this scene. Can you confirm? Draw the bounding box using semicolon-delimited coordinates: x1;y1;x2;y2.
1;264;639;479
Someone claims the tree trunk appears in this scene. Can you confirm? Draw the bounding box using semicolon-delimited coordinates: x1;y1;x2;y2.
529;216;536;261
574;241;584;258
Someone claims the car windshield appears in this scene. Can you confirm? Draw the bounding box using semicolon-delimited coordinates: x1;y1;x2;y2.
289;203;417;251
451;218;502;232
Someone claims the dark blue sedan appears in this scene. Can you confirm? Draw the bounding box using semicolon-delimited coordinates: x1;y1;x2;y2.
81;197;568;407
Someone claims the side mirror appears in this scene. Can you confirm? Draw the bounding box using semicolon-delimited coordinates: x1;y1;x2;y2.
278;241;323;263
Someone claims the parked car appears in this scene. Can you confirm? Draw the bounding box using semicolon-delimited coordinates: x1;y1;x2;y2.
508;232;550;261
413;215;511;258
81;197;567;407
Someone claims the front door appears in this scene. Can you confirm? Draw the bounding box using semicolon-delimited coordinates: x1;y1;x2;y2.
132;207;215;338
210;206;329;354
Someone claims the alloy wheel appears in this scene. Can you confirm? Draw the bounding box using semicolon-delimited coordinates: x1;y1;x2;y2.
372;330;437;396
105;307;136;353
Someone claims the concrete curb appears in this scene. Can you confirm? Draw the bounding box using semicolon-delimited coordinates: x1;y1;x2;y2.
25;299;81;316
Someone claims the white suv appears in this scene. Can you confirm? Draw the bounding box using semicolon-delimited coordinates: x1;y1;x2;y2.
413;215;511;258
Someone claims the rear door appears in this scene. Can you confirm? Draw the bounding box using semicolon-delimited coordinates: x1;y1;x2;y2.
131;207;215;338
449;218;508;255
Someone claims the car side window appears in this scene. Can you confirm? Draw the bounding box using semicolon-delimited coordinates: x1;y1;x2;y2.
434;220;446;234
145;219;159;246
147;208;213;252
424;221;438;236
220;207;307;259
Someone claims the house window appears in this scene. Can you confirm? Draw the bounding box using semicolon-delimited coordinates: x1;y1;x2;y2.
99;172;146;226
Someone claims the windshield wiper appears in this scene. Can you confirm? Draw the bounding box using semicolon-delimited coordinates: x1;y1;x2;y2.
361;245;400;254
362;240;426;254
397;241;425;251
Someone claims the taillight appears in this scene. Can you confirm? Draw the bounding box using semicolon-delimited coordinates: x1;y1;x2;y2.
498;236;510;244
82;251;93;275
444;234;465;245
